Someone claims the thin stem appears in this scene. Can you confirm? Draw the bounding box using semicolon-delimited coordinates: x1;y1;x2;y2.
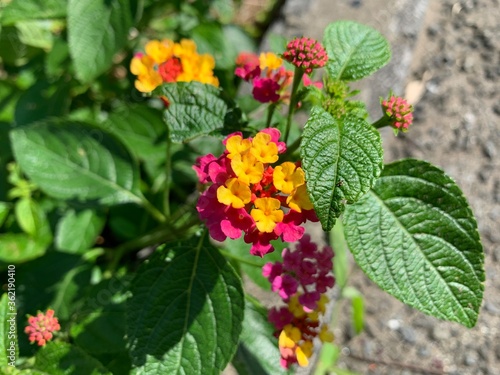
265;103;277;128
284;66;304;144
140;196;167;223
244;293;265;310
164;136;172;217
218;249;264;267
283;135;302;158
372;115;390;129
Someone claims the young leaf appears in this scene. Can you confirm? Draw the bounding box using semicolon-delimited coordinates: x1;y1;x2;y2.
0;293;18;367
0;0;66;26
323;21;391;81
301;107;383;231
232;301;288;375
127;237;244;374
14;198;44;237
55;209;106;254
34;342;111;375
67;0;132;83
10;120;142;206
344;159;485;328
155;82;228;143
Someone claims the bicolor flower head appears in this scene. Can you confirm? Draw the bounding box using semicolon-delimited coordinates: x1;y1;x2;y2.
194;129;317;257
130;38;219;93
282;37;328;74
25;309;61;346
381;95;414;134
264;236;336;369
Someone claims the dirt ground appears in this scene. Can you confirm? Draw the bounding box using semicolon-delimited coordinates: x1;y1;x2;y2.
257;0;500;374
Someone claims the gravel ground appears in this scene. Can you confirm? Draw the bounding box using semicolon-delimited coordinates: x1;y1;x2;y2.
261;0;500;374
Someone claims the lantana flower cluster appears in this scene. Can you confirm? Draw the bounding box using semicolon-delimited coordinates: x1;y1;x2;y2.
130;39;219;93
24;309;61;346
235;52;294;104
263;235;335;368
193;129;318;257
381;95;414;133
282;37;328;74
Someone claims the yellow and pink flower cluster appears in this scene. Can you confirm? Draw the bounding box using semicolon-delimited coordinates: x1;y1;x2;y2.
130;39;219;93
193;128;317;256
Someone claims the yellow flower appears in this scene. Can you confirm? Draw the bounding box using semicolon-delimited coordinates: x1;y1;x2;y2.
296;341;313;366
278;324;301;349
273;162;305;194
288;295;306;318
250;132;279;164
286;183;314;212
225;135;252;159
319;324;334;343
259;52;283;70
217;178;251;208
145;40;173;64
250;198;283;233
231;154;264;185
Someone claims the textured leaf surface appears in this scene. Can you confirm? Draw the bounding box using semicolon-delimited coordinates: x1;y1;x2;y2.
34;342;111;375
55;209;106;254
156;82;228;143
10;120;141;205
323;20;391;81
127;237;244;374
344;159;484;327
232;301;288;375
67;0;132;82
301;107;383;231
1;0;66;25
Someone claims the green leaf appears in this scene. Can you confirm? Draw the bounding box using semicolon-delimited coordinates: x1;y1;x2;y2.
14;198;44;237
67;0;132;83
15;20;56;50
55;209;106;254
342;287;364;335
232;301;287;375
10;120;142;205
0;202;10;227
0;0;66;25
301;107;383;231
344;159;485;327
156;81;228;143
101;105;167;168
127;237;244;374
0;293;18;367
323;21;391;81
34;342;111;375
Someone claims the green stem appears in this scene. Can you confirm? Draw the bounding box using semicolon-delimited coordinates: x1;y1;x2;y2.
372;115;390;129
218;249;264;267
164;136;172;217
265;103;277;128
284;66;304;144
244;293;265;310
140;196;167;223
283;135;302;158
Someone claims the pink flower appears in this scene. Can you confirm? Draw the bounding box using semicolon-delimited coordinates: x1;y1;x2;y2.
283;37;328;74
193;154;217;183
272;274;299;300
268;306;294;330
235;52;261;81
302;74;323;89
299;291;321;312
25;309;60;346
252;77;281;103
381;95;414;132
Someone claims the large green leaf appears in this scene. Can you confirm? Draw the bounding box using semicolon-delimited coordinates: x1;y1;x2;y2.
127;237;244;374
34;342;111;375
0;0;66;25
344;159;484;327
55;209;106;254
67;0;133;83
232;301;288;375
323;21;391;81
0;293;18;367
156;82;228;143
301;107;383;231
10;120;142;205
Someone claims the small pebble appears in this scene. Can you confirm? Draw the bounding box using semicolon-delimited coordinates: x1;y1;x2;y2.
400;326;417;344
432;326;451;341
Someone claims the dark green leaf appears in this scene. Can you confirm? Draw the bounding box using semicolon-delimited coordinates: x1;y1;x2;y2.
10;120;142;205
14;80;71;127
301;107;383;231
1;0;66;25
0;202;10;228
0;293;18;367
34;342;111;375
127;237;244;374
232;301;287;375
156;81;228;143
45;38;69;78
323;21;391;81
55;209;106;254
67;0;133;82
344;159;485;327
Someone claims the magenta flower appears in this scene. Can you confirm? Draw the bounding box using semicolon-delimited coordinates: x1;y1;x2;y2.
381;95;414;132
252;77;281;103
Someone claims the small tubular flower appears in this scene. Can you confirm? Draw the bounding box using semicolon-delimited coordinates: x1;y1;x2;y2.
250;132;279;164
259;52;283;70
381;95;414;134
283;37;328;74
25;309;60;346
130;38;219;93
217;178;252;209
231;154;264;185
251;197;284;233
273;162;305;194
